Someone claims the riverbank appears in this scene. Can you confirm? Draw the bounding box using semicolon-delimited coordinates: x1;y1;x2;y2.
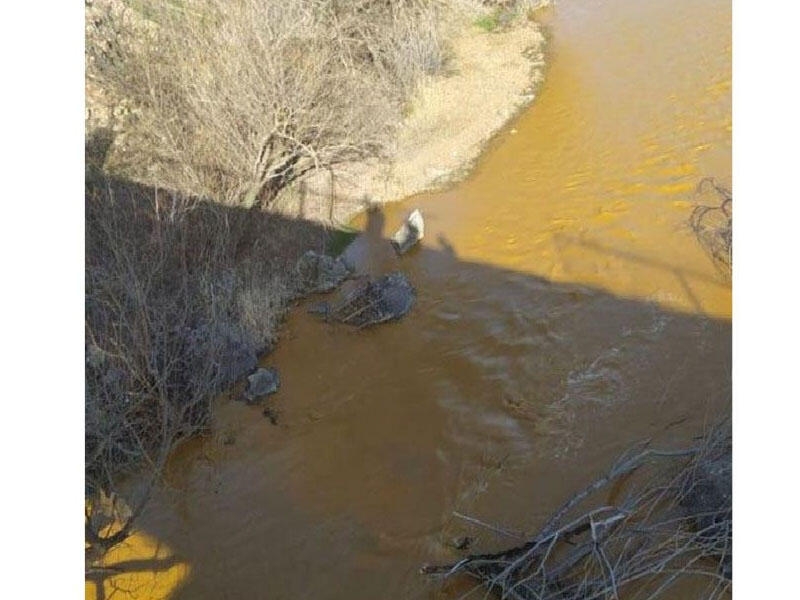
275;5;548;224
85;2;551;578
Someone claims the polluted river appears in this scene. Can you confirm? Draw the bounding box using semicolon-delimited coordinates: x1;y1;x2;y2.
87;0;731;597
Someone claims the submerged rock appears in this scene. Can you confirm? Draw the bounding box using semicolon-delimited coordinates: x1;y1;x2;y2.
391;209;424;255
296;250;350;294
325;272;415;328
243;367;280;403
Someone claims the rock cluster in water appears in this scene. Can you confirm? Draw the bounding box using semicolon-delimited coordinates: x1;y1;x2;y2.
254;214;421;399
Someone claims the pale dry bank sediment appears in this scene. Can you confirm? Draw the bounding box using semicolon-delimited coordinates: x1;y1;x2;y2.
284;9;547;224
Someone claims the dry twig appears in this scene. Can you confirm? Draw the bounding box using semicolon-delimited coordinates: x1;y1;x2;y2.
422;424;731;599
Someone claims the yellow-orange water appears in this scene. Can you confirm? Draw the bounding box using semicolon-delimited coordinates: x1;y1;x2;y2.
87;0;731;598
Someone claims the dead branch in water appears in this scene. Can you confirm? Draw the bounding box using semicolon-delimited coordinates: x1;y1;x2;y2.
422;424;731;599
690;178;732;277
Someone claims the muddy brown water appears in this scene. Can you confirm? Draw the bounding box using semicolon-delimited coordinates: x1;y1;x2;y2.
86;0;731;598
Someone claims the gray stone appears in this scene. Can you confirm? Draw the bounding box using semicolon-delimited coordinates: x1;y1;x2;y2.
244;367;280;403
390;209;424;255
296;250;350;294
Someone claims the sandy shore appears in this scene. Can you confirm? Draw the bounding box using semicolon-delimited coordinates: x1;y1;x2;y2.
281;9;547;224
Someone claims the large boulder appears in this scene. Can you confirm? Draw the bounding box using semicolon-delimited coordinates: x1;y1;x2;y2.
296;250;350;294
243;367;280;403
325;272;415;327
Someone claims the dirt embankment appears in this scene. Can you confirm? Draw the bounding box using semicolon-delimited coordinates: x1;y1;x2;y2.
278;8;548;224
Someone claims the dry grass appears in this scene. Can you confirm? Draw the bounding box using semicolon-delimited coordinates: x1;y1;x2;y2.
423;423;732;599
86;0;445;207
85;176;326;555
85;0;447;558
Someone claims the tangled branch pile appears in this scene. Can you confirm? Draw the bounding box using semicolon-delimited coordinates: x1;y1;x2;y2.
423;425;731;599
690;178;732;276
86;0;445;207
324;272;416;328
85;178;324;553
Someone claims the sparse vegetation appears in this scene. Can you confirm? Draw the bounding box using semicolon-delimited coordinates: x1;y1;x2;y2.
467;0;551;32
86;0;446;208
84;176;327;558
475;9;503;32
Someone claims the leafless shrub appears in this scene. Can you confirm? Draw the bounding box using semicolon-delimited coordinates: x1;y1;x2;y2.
86;0;445;207
423;423;732;599
85;177;325;557
690;178;732;277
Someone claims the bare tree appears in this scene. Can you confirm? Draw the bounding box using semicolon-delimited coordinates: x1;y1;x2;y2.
86;0;445;207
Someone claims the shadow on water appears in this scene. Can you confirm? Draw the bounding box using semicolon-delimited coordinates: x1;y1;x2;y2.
86;555;184;600
86;170;731;599
551;233;727;314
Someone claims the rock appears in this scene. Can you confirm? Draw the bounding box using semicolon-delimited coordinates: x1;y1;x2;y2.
296;250;350;294
390;209;424;255
326;272;415;327
243;367;280;403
